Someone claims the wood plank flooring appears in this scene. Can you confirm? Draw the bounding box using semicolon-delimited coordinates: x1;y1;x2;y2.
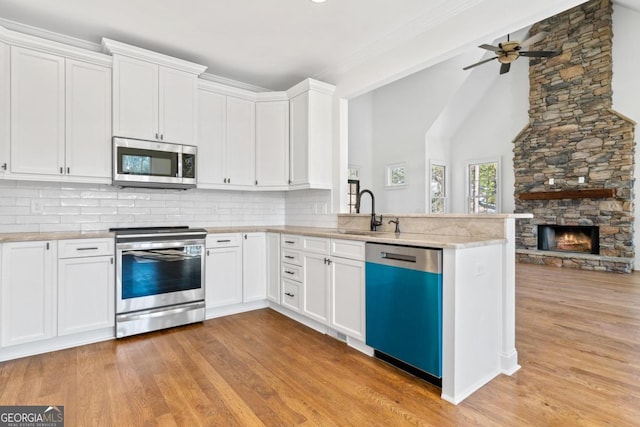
2;263;640;425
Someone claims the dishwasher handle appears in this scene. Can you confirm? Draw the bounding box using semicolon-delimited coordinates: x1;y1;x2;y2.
381;252;416;263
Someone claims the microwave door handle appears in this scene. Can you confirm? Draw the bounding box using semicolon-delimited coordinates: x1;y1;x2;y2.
177;152;183;178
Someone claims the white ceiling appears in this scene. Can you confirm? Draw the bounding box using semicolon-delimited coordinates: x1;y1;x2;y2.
0;0;634;91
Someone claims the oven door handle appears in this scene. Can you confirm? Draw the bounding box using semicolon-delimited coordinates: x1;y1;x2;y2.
117;301;204;321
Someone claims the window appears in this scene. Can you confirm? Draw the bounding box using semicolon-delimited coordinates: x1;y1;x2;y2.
429;162;446;213
347;179;360;213
467;159;500;213
386;162;407;188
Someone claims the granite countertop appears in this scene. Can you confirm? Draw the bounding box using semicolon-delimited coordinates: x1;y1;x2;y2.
0;226;506;249
205;225;506;249
0;230;114;243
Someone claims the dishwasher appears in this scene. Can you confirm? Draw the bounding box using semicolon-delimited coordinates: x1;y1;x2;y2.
365;243;443;386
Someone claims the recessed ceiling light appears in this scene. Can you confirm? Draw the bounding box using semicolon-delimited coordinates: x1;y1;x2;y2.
310;0;327;3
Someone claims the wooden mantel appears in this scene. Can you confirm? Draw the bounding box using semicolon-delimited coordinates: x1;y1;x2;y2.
518;189;616;200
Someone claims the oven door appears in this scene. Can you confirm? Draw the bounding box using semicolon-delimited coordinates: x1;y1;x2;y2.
116;239;205;314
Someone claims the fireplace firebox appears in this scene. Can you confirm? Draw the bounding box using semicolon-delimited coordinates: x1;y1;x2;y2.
538;225;599;255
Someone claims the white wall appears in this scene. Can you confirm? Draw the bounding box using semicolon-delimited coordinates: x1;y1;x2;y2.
612;3;640;268
448;58;529;213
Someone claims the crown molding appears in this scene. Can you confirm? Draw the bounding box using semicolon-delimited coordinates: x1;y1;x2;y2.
286;78;336;99
102;38;207;75
199;72;270;93
0;23;111;66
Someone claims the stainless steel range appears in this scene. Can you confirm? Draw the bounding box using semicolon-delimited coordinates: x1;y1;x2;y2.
112;226;206;338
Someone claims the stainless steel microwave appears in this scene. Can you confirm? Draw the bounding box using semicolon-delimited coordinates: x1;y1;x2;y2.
112;137;196;190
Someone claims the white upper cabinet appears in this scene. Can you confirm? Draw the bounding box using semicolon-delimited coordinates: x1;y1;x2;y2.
65;59;112;179
103;38;206;146
287;79;335;190
197;90;226;185
255;99;289;189
111;55;158;141
0;41;9;175
10;46;65;176
159;66;198;145
226;96;255;186
2;26;113;184
197;81;255;189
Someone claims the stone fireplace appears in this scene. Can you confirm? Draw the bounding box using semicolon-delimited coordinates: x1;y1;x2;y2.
513;0;636;273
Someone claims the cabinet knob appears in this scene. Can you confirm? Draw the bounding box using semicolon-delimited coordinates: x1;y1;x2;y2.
160;134;164;140
67;167;70;174
155;133;159;140
60;167;63;174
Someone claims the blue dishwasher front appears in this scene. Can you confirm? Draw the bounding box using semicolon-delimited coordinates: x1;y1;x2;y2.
365;243;442;382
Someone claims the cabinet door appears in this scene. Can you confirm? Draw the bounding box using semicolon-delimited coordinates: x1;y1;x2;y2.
255;101;289;188
1;241;56;347
289;92;309;186
302;252;330;325
242;233;267;302
266;232;281;303
0;41;8;175
331;257;365;340
58;255;115;335
10;46;65;175
226;96;255;186
197;90;226;185
112;55;158;140
205;246;243;308
65;59;112;179
159;67;197;145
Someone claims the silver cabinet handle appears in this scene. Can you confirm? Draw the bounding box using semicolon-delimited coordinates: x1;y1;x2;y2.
284;240;295;244
76;247;99;251
217;239;231;243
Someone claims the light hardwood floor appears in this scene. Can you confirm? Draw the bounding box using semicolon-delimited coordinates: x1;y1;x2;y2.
1;263;640;426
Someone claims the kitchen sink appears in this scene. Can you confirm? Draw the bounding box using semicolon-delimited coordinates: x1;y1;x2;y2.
336;229;378;236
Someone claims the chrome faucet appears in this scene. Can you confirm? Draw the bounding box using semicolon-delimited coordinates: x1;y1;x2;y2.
356;189;383;231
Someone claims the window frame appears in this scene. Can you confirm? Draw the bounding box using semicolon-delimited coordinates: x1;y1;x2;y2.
465;157;501;214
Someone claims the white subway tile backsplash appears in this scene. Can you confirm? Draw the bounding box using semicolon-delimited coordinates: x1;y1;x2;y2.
0;180;338;233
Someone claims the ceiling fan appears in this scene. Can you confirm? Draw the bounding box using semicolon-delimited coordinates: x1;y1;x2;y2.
463;32;560;75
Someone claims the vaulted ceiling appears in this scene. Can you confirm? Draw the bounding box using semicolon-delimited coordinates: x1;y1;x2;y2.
0;0;633;91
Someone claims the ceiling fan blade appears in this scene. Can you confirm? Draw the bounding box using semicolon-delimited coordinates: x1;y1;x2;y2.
479;44;501;52
462;56;498;71
519;50;561;58
500;63;511;74
519;32;547;48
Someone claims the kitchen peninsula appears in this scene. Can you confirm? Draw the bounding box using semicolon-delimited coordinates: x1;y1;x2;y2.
0;213;529;404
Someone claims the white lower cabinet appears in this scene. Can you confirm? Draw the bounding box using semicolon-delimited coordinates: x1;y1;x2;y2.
302;251;330;324
331;255;365;341
266;233;281;303
1;241;56;347
205;234;243;308
57;239;115;336
242;233;267;302
279;235;366;340
205;232;267;309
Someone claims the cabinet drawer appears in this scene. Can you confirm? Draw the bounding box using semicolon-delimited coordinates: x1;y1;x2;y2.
303;236;330;254
206;233;241;248
58;238;114;259
331;239;365;261
282;279;301;312
281;234;302;249
282;249;302;266
281;263;302;282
